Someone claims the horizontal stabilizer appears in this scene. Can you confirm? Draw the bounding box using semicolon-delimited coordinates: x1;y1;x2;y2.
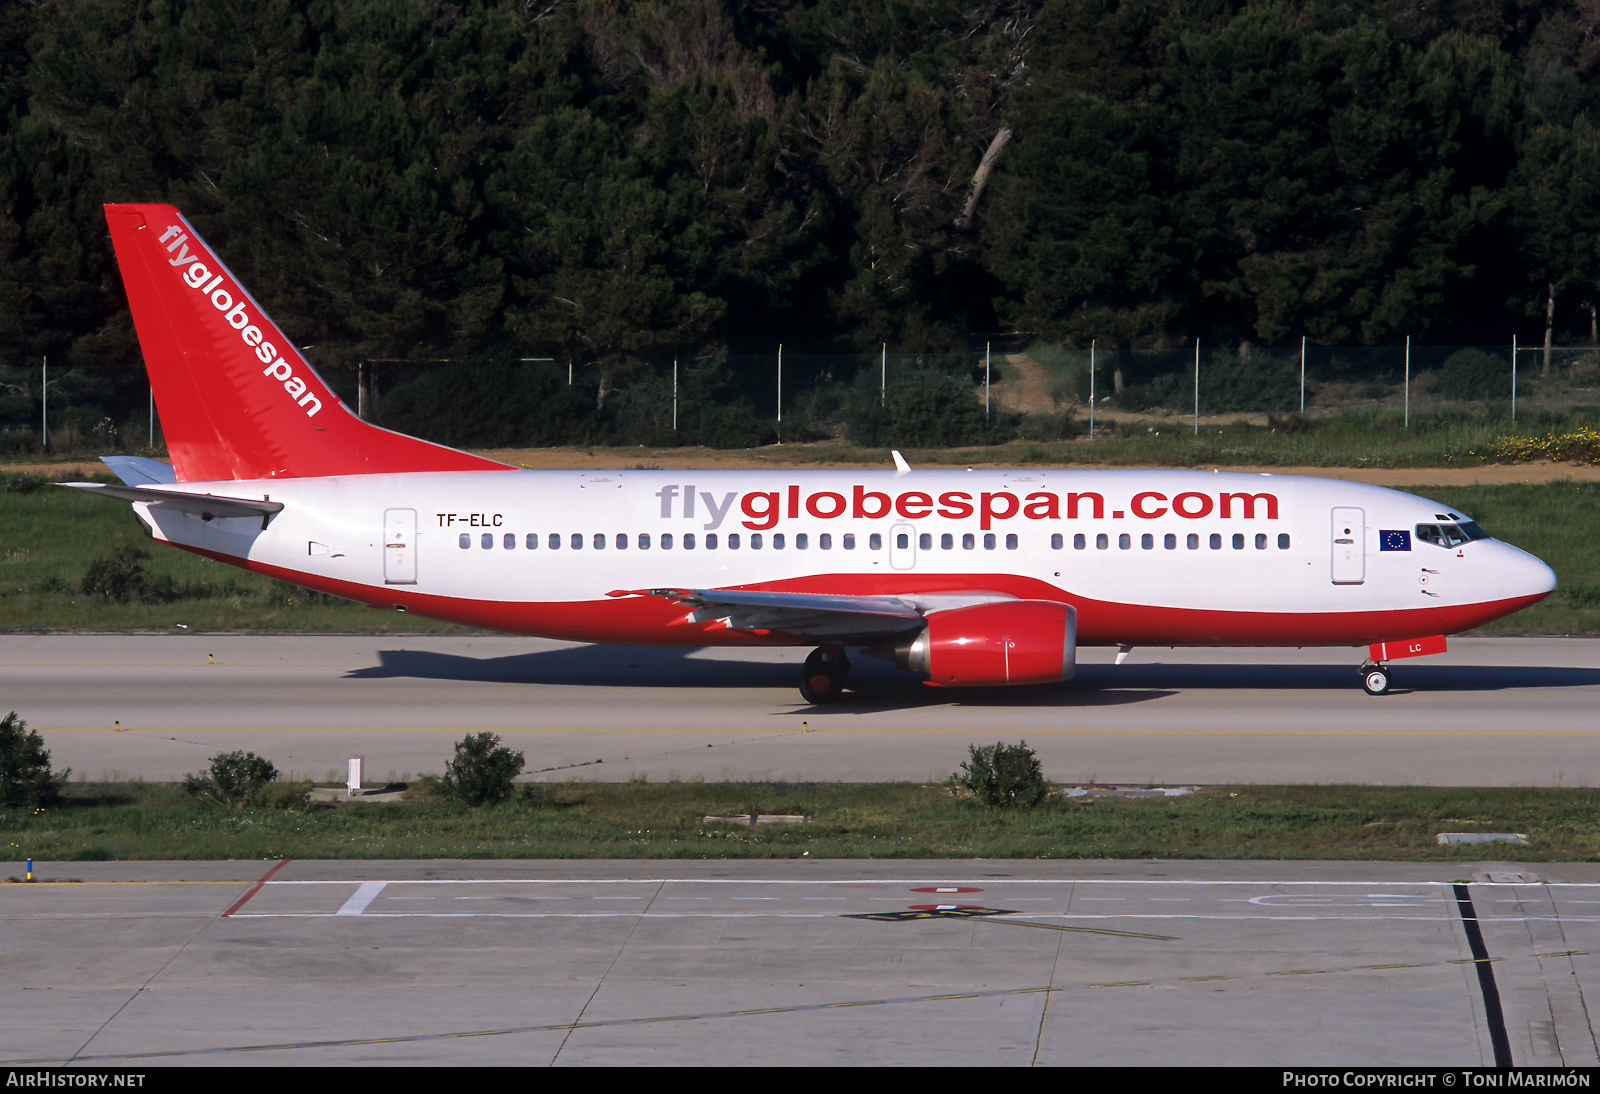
101;456;177;486
59;482;284;521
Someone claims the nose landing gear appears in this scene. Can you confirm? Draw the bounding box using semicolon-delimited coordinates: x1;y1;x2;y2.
799;646;851;704
1360;662;1391;695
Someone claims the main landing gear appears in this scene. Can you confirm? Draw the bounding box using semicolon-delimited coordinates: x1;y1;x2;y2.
799;646;851;704
1360;661;1391;696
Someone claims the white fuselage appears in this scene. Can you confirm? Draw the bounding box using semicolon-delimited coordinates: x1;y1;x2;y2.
131;468;1555;649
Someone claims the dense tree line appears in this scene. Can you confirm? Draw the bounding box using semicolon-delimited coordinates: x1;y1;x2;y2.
2;0;1598;434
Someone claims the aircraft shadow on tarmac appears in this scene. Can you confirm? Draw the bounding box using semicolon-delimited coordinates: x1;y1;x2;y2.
345;647;1600;707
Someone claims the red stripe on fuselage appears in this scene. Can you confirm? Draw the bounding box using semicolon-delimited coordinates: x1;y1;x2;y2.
173;546;1548;649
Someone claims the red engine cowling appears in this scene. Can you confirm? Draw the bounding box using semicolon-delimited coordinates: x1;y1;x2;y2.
899;600;1076;687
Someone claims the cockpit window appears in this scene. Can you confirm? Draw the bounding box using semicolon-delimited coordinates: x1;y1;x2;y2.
1415;522;1490;547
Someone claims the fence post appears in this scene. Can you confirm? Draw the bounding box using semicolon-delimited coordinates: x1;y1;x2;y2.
1511;335;1518;421
673;358;678;432
1089;339;1095;438
777;344;783;426
881;344;886;406
41;357;47;450
984;343;990;418
1404;335;1410;428
1193;339;1199;435
1300;336;1306;416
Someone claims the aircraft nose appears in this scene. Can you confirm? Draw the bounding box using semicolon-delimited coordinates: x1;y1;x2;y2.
1511;548;1557;600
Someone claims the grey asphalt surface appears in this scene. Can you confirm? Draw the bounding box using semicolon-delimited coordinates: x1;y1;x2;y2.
2;858;1596;1067
7;635;1599;1066
6;634;1598;785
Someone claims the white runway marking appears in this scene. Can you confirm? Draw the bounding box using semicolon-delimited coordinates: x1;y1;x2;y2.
335;880;387;915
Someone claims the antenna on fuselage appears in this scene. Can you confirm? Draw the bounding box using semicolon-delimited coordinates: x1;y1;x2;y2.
891;450;911;477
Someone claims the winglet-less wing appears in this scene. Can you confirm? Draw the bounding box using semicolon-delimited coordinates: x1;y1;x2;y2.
58;482;284;522
609;587;1014;645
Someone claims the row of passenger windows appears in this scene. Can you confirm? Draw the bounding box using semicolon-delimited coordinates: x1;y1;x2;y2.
459;531;1020;551
1057;532;1292;551
458;530;1291;552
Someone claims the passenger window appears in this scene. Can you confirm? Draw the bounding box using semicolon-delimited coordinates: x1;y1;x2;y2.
571;533;583;550
549;533;560;550
1073;533;1085;550
661;533;673;549
526;533;538;550
705;533;717;549
1255;533;1267;549
1187;534;1199;550
615;533;627;550
1278;533;1290;549
728;533;740;549
964;533;976;550
1141;533;1153;550
944;533;956;550
1096;533;1108;550
820;533;832;550
869;533;881;550
593;533;605;550
1005;533;1018;550
919;533;932;550
639;533;651;550
1232;533;1244;550
797;533;809;550
1164;533;1176;550
683;533;695;549
1050;533;1062;550
500;533;512;550
1209;533;1222;550
843;534;855;550
482;533;493;549
897;533;909;549
1118;533;1131;550
774;533;786;550
751;533;763;549
459;533;470;549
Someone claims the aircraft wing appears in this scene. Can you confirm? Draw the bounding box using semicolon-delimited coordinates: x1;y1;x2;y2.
58;482;284;521
611;586;1015;644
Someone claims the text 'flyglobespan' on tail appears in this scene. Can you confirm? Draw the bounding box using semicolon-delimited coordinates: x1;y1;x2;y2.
104;203;515;483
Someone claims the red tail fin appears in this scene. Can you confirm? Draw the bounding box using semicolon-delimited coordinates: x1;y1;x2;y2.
104;204;514;482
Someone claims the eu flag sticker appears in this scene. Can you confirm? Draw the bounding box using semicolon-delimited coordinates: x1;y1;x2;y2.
1379;529;1412;552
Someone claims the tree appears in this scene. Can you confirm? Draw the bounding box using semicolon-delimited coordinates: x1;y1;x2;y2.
0;712;69;810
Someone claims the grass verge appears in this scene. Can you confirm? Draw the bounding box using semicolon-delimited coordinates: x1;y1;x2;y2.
5;781;1597;862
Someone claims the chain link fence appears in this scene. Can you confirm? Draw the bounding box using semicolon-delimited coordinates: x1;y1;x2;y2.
5;342;1598;455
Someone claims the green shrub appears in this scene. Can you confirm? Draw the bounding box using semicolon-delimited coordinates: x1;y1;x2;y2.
691;404;777;449
0;711;69;809
183;751;279;808
80;546;151;602
1436;349;1511;401
847;371;1010;447
952;740;1052;808
442;732;525;806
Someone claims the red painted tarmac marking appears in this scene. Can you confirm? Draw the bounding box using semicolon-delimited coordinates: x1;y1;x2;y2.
221;859;291;916
910;886;982;894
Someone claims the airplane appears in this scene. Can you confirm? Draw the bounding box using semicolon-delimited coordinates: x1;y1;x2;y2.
70;203;1557;704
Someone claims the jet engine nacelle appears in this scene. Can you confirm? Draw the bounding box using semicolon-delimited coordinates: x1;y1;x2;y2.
896;600;1077;687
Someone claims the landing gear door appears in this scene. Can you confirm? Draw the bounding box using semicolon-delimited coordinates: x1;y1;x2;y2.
1331;507;1364;585
384;508;418;585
